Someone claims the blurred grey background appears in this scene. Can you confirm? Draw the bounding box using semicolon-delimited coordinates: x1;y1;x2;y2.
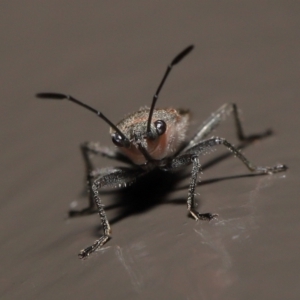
1;1;299;299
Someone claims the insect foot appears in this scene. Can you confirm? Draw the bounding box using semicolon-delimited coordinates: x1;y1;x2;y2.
190;210;219;221
257;164;288;175
78;235;111;259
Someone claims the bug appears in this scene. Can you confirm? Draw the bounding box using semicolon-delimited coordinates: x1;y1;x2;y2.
37;45;287;258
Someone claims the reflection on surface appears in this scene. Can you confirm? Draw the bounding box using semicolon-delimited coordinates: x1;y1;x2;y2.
113;173;286;299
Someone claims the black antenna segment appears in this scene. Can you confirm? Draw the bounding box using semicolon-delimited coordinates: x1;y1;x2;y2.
146;45;194;135
36;93;130;146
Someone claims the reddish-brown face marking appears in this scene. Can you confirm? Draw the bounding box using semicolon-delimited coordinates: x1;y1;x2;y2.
118;130;167;165
111;107;190;165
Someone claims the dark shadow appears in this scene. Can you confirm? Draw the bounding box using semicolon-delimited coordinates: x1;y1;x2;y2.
70;135;276;237
94;169;185;235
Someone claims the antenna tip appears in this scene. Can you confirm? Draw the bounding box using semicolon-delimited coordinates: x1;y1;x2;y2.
36;93;67;100
171;44;194;66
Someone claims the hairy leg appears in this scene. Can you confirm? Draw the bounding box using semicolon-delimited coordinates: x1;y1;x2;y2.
187;155;218;220
184;137;287;173
182;103;271;153
164;137;287;221
69;142;133;216
78;167;146;258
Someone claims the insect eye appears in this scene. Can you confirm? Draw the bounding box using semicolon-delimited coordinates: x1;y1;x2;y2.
112;133;128;147
154;120;167;136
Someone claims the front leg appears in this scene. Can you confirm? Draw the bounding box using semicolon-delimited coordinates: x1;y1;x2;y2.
187;156;218;221
185;137;287;174
69;142;133;217
78;176;111;259
163;136;287;222
184;137;287;218
162;155;218;221
78;167;146;259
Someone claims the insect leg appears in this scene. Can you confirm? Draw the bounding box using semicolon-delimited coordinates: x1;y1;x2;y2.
69;142;133;217
164;137;287;221
184;137;287;174
182;103;271;152
161;154;218;220
78;167;146;259
187;155;218;220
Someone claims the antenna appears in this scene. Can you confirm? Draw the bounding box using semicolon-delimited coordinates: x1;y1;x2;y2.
36;93;130;147
146;45;194;136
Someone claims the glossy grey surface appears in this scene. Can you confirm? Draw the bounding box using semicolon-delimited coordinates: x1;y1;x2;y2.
1;2;299;299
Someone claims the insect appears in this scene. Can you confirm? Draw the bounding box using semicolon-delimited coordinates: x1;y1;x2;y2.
37;45;287;259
